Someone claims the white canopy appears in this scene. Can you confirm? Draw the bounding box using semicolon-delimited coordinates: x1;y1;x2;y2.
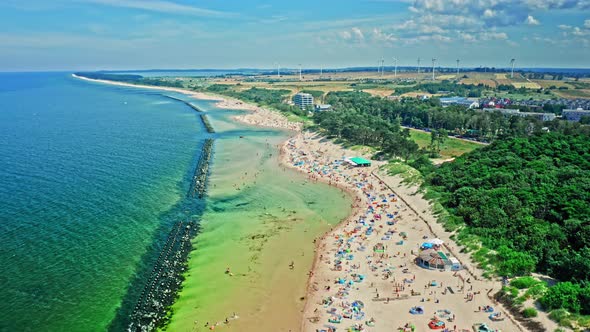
427;238;444;246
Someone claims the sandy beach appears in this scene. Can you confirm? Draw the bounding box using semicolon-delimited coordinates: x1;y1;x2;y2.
235;106;533;332
72;74;302;132
73;75;535;332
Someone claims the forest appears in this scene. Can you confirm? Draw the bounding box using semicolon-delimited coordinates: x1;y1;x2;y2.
423;132;590;314
393;81;487;97
205;84;308;116
324;91;550;142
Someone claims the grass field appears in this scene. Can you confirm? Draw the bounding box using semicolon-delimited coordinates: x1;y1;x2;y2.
459;78;497;87
511;82;542;89
553;89;590;99
436;74;457;80
532;80;574;89
408;128;482;159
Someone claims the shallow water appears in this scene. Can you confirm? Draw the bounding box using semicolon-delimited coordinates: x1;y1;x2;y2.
166;104;352;332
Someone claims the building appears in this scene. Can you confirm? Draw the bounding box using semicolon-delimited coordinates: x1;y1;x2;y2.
439;97;479;109
519;112;556;121
314;104;332;112
293;93;313;110
562;108;590;122
481;108;555;121
416;249;461;271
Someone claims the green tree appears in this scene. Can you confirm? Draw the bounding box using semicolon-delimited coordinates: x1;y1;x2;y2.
496;245;537;277
540;282;581;313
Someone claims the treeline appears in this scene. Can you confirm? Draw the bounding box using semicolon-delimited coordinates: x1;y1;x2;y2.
394;81;486;97
205;84;307;116
423;132;590;313
325;91;550;143
74;72;142;81
74;72;184;88
313;108;419;161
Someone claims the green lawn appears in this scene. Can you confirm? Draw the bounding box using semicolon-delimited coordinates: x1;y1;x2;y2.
408;128;482;159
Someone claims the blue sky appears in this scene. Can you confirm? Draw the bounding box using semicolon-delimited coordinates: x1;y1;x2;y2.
0;0;589;71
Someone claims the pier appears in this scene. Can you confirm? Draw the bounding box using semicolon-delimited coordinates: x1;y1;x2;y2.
127;220;199;331
163;95;215;133
200;114;215;133
188;138;214;199
127;138;215;331
163;95;204;112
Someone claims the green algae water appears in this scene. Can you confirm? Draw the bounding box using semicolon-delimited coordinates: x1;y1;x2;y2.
0;73;351;331
166;106;352;332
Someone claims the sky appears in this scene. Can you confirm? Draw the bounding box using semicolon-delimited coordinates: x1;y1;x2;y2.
0;0;589;71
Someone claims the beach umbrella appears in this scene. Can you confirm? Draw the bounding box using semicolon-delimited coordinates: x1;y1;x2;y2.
427;238;444;246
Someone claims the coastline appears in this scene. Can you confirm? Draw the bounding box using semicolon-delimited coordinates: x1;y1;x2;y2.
72;74;533;332
72;74;301;132
72;74;346;331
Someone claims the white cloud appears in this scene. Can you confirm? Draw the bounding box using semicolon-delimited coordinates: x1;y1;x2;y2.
558;24;572;30
479;31;509;40
459;32;476;42
572;27;590;36
78;0;233;17
408;0;588;27
525;15;540;25
371;28;397;43
340;30;352;40
585;19;590;28
483;9;496;18
352;27;365;40
338;27;365;43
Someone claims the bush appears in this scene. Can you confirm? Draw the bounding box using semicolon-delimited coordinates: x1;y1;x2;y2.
524;283;548;299
496;246;537;277
501;286;519;299
522;307;538;318
511;276;540;289
540;282;581;313
549;309;570;321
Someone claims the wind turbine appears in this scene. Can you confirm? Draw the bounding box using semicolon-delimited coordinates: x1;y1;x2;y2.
274;62;280;78
392;57;398;78
431;58;437;80
381;57;385;77
510;58;516;78
377;59;381;74
299;64;302;81
320;65;323;77
417;58;421;73
456;59;460;76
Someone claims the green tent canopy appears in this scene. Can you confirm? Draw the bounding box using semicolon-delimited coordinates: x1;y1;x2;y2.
349;157;371;167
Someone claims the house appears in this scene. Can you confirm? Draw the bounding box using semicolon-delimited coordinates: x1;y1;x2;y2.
439;97;479;109
314;104;332;112
562;108;590;122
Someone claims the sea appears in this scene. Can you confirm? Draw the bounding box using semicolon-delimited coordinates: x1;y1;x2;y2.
0;72;350;331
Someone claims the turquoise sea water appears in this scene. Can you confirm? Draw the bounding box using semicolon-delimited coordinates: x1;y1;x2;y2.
0;73;208;331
